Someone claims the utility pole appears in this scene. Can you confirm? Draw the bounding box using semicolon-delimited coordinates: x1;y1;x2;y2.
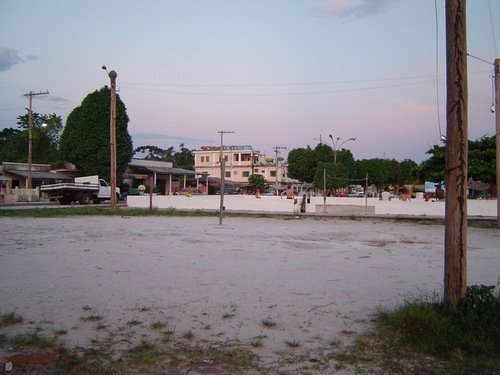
102;66;117;211
495;58;500;228
23;90;49;191
218;130;234;225
444;0;468;309
273;146;286;191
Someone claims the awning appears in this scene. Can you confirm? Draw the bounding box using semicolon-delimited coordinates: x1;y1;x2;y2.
128;166;196;176
4;170;71;180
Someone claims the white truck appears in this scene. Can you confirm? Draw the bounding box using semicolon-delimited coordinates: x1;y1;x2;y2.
41;175;120;205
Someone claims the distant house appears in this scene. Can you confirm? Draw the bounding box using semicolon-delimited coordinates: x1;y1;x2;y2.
122;159;196;195
193;145;294;190
0;162;70;189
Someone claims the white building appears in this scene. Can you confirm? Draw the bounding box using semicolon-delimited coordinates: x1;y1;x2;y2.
193;145;290;187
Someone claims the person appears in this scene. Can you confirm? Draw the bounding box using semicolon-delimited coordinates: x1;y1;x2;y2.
255;187;261;199
0;183;5;203
284;185;293;199
138;183;146;196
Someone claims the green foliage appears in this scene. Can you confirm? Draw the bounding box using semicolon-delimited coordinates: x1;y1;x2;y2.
286;146;316;183
60;87;133;180
419;136;496;185
313;161;349;192
468;136;496;185
0;312;23;327
248;173;265;191
377;284;500;357
0;111;63;165
134;143;194;170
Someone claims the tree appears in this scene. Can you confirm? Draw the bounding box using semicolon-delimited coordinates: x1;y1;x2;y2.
60;87;133;181
419;144;446;183
134;144;194;170
287;147;316;183
173;143;194;170
468;136;495;186
0;128;23;163
134;145;174;161
248;174;265;192
0;111;62;165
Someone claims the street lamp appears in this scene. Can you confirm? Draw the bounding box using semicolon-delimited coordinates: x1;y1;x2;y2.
102;65;117;211
328;135;356;164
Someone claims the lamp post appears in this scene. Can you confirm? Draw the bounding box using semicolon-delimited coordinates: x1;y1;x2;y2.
328;135;356;164
273;146;286;192
102;65;117;211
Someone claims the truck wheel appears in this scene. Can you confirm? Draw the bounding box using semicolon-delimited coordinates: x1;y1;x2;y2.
79;192;91;205
59;197;72;205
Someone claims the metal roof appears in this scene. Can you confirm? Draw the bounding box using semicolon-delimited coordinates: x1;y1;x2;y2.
4;170;71;180
130;165;196;176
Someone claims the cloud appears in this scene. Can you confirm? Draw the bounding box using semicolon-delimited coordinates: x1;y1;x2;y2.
0;47;23;72
314;0;400;19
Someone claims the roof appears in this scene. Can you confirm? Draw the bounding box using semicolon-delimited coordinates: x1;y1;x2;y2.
4;170;71;180
129;165;196;176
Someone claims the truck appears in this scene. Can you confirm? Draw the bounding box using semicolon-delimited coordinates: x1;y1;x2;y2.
41;175;121;205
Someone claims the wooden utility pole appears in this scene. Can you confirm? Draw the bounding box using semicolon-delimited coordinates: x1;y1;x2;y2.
23;90;49;190
217;130;234;225
444;0;468;309
495;58;500;228
107;70;118;211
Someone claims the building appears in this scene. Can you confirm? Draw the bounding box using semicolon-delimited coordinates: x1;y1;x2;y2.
123;159;196;195
193;145;291;189
0;162;70;202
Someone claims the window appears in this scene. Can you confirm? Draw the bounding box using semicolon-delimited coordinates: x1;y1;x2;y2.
201;156;205;162
224;156;228;162
242;171;250;178
234;154;239;162
225;171;231;178
206;156;209;162
270;171;277;177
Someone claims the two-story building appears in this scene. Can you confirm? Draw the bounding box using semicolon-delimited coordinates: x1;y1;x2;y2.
193;145;291;189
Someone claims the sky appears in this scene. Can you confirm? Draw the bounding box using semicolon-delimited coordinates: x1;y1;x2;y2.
0;0;498;163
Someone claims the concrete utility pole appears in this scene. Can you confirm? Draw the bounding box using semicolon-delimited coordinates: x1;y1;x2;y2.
218;130;234;225
23;90;49;190
102;66;117;211
273;146;286;190
444;0;468;309
495;58;500;228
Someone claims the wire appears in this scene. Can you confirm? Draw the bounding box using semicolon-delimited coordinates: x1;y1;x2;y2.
120;78;436;97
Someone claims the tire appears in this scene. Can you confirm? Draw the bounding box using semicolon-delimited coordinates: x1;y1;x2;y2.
59;197;72;205
79;192;91;205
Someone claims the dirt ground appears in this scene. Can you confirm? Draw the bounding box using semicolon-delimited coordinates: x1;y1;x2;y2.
1;215;499;373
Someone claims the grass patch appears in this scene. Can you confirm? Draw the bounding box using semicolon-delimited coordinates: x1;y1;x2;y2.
261;317;277;328
126;319;142;327
0;206;217;218
150;320;167;330
285;340;300;348
81;315;103;322
376;284;500;372
0;312;23;327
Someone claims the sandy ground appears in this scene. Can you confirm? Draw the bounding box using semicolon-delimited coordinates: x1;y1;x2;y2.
1;215;499;373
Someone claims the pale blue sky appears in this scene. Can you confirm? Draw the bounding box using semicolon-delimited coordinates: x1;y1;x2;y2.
1;0;498;163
